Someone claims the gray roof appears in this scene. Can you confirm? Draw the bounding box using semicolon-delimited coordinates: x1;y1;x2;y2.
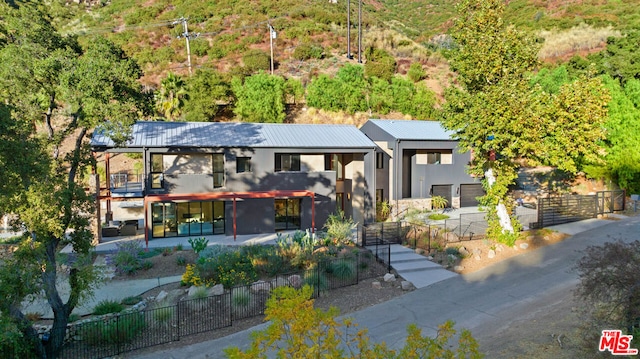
365;119;454;141
91;121;377;149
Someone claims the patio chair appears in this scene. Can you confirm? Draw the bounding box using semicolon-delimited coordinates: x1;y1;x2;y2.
120;224;137;236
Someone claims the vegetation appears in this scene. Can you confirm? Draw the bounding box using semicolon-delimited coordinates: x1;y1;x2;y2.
93;300;125;315
323;210;357;246
107;240;153;275
0;3;148;357
224;286;483;358
188;237;209;254
574;240;640;354
442;0;609;246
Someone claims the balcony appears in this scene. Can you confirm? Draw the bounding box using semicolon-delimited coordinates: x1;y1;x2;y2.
110;173;144;198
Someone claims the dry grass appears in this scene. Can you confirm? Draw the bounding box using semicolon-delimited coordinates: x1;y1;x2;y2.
538;23;621;60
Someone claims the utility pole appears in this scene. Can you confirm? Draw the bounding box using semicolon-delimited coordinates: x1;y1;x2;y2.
358;0;362;63
174;17;196;76
268;22;276;75
346;0;353;59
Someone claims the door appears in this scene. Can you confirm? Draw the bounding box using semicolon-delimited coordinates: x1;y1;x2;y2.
275;198;301;230
460;184;485;207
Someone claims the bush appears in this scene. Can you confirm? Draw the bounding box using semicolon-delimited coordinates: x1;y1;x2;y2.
323;210;357;246
151;303;175;323
232;287;251;308
93;299;125;315
328;260;356;280
198;244;233;262
107;240;152;275
242;49;270;73
80;312;146;345
408;62;426;82
188;237;209;254
197;250;258;288
292;43;324;60
303;269;329;293
0;316;34;358
121;296;143;306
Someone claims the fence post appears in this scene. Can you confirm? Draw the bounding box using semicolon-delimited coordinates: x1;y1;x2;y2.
356;252;359;284
387;242;391;273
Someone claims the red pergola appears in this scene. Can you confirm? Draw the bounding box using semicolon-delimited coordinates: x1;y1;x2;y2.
143;190;316;247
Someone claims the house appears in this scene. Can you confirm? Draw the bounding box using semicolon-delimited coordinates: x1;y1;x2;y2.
359;119;483;214
91;121;377;243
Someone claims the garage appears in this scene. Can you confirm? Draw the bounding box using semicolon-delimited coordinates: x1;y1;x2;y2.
431;185;452;208
460;183;484;207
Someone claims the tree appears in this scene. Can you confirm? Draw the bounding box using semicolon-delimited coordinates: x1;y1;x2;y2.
0;3;148;356
183;69;231;122
156;72;189;120
225;286;483;359
442;0;609;245
231;72;286;123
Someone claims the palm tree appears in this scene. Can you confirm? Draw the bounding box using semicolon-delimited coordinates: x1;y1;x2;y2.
155;72;189;120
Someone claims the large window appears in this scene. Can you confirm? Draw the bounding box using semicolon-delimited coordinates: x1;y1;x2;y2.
275;154;300;172
275;198;301;230
416;150;453;165
150;154;164;189
213;153;224;187
152;201;225;238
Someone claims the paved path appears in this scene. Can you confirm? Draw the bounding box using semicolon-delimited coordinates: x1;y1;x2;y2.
130;215;639;359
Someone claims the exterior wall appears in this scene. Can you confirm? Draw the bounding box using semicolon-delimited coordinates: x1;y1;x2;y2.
374;141;391;203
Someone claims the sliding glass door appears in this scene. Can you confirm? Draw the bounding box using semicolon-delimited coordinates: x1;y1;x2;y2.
275;198;301;230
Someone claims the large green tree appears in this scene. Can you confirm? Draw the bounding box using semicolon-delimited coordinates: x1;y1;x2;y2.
155;72;189;120
442;0;609;245
0;2;148;356
183;68;232;122
231;72;286;123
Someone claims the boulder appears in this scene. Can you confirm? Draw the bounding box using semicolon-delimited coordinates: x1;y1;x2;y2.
288;274;303;289
383;273;396;282
520;243;529;250
251;280;271;293
372;281;382;289
401;281;414;291
209;284;224;296
453;265;465;272
488;249;496;259
155;290;168;302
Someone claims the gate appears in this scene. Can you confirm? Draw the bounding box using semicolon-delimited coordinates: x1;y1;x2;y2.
596;190;625;215
361;222;409;246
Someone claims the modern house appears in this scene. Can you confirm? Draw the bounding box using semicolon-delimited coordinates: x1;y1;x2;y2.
359;119;483;214
91;121;377;243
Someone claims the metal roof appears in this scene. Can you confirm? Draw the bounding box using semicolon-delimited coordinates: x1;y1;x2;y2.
91;121;377;149
365;119;454;141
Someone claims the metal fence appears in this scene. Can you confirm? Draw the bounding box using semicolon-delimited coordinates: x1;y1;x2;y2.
56;253;385;359
442;212;488;240
361;222;411;246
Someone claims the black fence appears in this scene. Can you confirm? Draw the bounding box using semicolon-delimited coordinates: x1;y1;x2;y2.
442;212;488;240
596;190;625;214
360;222;411;246
56;253;385;359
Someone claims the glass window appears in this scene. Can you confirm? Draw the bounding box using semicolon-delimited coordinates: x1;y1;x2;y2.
376;152;384;169
237;157;252;173
151;154;163;172
275;154;300;172
275;198;301;230
213;153;224;188
324;154;343;180
427;152;441;164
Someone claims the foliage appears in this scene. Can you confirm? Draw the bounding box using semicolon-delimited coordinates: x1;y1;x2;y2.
408;62;426;82
328;260;356;281
232;287;251;308
0;315;35;358
574;240;640;353
303;270;329;293
155;72;189;120
275;230;319;269
107;240;152;275
79;312;146;345
364;47;397;82
306;64;368;114
242;49;271;74
181;263;203;287
197;250;258;288
183;69;232;122
430;196;448;212
188;237;209;254
323;210;357;246
198;244;234;261
231;73;286;123
427;213;449;221
588;30;640;85
292;43;324;60
376;200;392;222
121;296;143;306
224;286;483;358
151;303;175;323
93;300;125;315
442;0;609;245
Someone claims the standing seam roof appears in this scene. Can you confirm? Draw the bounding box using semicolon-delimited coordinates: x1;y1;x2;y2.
366;119;454;141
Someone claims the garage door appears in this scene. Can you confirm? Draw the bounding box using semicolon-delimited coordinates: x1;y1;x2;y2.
432;185;452;208
460;184;484;207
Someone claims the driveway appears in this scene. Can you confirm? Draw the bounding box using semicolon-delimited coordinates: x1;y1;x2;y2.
130;215;640;358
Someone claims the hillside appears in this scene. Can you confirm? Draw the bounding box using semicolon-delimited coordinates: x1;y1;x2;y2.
57;0;640;88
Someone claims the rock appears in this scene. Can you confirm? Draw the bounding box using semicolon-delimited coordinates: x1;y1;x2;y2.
496;244;504;252
209;284;224;296
520;243;529;250
401;281;414;291
383;273;396;282
251;280;270;293
426;255;434;260
488;249;496;259
453;265;464;272
415;248;424;255
458;246;469;257
288;274;303;289
155;290;168;302
187;285;206;298
544;235;550;241
372;281;382;289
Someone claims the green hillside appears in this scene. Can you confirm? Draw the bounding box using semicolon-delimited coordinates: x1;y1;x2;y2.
56;0;640;86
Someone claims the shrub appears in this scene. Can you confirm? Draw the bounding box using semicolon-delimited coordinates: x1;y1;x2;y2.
328;260;356;281
121;296;143;306
197;250;258;288
176;256;186;266
25;312;42;322
364;48;396;81
323;210;357;245
198;244;233;262
93;299;125;315
68;313;81;323
232;287;251;308
428;213;449;220
407;62;426;82
188;237;209;254
107;240;149;275
303;269;329;293
80;312;146;345
431;195;449;212
175;243;184;251
190;286;209;300
292;43;324;60
0;316;34;358
445;247;460;257
242;49;270;73
152;303;175;323
181;264;202;287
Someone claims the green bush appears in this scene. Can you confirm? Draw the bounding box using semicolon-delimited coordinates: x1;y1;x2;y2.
80;312;146;345
328;260;356;280
303;270;329;292
242;49;270;73
93;299;125;315
121;296;143;306
364;48;396;82
198;244;233;262
188;237;209;254
108;240;152;275
0;316;34;358
292;44;324;60
197;250;258;288
232;287;251;308
323;210;357;246
151;303;175;323
408;62;426;82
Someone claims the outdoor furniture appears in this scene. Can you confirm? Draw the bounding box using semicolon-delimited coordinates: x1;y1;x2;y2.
120;224;137;236
124;219;139;230
101;226;119;237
